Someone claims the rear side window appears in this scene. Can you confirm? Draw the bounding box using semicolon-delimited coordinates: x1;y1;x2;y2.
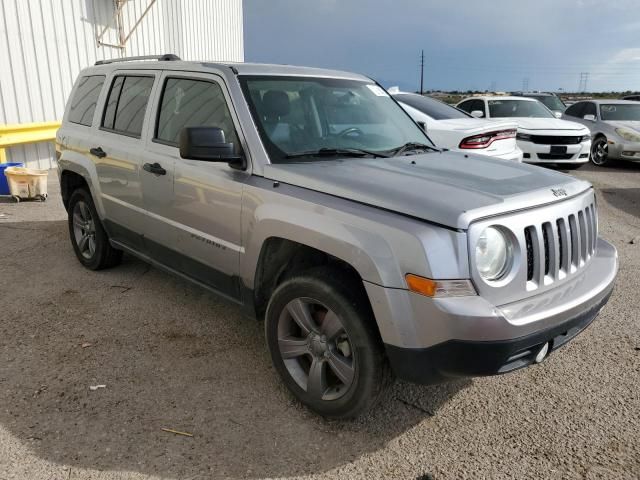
155;77;239;148
102;75;154;137
564;102;585;118
68;75;105;126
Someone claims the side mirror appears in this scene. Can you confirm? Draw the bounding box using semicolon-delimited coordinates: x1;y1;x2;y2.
417;121;427;132
554;111;562;118
179;127;245;168
470;110;484;118
583;114;596;122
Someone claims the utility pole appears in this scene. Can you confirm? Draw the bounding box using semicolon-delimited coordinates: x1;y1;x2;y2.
522;77;529;92
419;50;425;95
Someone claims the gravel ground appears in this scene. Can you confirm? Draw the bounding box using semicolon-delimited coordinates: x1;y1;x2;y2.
0;162;638;480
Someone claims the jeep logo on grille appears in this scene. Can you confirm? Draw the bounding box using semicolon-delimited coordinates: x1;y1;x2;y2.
551;188;568;197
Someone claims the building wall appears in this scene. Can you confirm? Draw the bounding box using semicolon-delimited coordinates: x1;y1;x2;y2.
0;0;244;168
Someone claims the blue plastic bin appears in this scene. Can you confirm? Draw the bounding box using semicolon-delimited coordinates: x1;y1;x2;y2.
0;163;25;195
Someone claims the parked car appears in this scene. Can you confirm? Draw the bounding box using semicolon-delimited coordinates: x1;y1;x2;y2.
457;96;591;169
622;94;640;101
513;92;567;116
57;56;618;418
389;89;522;161
563;99;640;166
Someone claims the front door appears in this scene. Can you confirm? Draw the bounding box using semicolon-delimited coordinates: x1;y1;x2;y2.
141;72;249;300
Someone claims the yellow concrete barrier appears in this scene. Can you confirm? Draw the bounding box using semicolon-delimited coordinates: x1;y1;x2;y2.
0;121;61;163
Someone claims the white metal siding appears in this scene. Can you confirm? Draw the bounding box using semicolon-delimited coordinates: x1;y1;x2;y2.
0;0;244;168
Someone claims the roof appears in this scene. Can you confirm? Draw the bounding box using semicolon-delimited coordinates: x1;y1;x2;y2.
587;99;639;105
85;57;370;81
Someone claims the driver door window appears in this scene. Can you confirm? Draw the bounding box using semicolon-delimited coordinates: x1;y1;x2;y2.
155;78;240;149
583;102;597;119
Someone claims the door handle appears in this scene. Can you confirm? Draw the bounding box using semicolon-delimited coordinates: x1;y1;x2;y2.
143;162;167;176
90;147;107;158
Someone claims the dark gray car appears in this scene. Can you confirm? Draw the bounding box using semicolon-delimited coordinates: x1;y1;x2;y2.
563;99;640;166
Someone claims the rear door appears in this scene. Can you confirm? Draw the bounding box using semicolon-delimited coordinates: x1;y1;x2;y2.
94;71;158;251
140;71;250;300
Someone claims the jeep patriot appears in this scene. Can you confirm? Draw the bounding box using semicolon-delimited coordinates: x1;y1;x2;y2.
56;55;618;418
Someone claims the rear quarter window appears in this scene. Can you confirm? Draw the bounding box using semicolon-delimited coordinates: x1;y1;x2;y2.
67;75;105;126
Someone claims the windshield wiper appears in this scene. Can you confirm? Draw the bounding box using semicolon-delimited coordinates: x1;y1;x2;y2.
285;147;390;159
389;142;439;157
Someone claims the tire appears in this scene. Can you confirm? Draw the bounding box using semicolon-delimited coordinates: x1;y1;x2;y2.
265;266;393;419
590;136;610;166
67;187;122;270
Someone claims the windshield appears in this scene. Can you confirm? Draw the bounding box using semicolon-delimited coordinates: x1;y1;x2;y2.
394;93;470;120
239;76;431;163
488;99;554;118
529;95;566;112
600;104;640;121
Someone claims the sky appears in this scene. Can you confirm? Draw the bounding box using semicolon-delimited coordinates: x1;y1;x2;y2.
243;0;640;93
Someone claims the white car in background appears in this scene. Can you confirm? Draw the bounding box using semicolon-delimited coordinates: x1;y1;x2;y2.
457;96;591;169
389;89;523;161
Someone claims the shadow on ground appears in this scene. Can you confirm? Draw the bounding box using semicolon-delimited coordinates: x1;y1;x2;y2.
600;188;640;220
0;219;469;479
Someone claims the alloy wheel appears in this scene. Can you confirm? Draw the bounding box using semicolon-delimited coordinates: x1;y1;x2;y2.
277;297;355;401
72;200;96;259
591;138;608;165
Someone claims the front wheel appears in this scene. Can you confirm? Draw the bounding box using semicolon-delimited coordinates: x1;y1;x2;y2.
591;137;610;166
265;267;392;419
68;188;122;270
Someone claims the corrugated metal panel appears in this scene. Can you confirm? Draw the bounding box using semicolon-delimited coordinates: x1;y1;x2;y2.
0;0;243;169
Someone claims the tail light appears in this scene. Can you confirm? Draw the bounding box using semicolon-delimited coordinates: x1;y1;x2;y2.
459;129;517;149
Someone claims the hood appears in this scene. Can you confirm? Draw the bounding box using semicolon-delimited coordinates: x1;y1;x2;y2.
511;117;587;131
263;152;592;230
605;120;640;133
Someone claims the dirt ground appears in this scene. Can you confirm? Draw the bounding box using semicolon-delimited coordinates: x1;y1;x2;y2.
0;162;638;480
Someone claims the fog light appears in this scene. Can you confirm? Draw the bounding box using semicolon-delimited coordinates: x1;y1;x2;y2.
535;342;549;363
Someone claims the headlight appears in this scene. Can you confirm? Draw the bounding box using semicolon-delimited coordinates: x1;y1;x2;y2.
615;128;640;142
475;227;512;281
581;133;591;142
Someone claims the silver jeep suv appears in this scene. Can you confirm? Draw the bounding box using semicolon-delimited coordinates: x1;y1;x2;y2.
56;55;618;418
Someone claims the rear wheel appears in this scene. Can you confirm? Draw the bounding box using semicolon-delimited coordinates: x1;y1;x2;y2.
68;188;122;270
265;267;392;418
591;137;610;166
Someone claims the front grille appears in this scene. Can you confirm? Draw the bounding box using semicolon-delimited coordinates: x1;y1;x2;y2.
524;202;597;289
530;135;583;145
538;153;574;160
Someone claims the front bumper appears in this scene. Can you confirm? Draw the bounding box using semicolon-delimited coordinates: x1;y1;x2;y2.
365;238;617;384
518;139;590;164
607;141;640;161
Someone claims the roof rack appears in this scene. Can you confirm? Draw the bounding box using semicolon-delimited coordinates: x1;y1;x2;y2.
94;54;181;66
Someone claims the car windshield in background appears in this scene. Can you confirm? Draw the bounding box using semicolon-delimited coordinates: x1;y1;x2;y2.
488;99;554;118
239;76;431;163
530;95;566;111
395;93;470;120
600;104;640;121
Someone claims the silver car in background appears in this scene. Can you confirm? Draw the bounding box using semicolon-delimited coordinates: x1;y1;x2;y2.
563;99;640;166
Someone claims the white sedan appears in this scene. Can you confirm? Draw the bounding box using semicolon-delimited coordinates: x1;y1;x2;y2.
390;89;523;161
457;96;591;169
